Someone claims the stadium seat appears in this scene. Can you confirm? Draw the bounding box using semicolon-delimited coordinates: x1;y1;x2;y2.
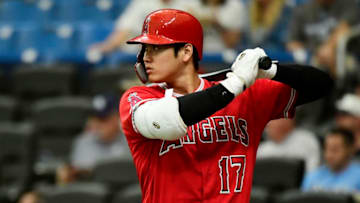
0;95;18;122
51;0;85;22
14;22;42;60
67;22;113;62
93;157;138;191
0;1;41;22
38;182;109;203
81;0;116;22
12;64;76;101
41;0;130;22
112;184;141;203
0;122;36;202
31;96;92;166
0;70;6;94
0;23;17;62
75;22;113;52
252;158;305;193
84;65;134;95
275;190;354;203
0;69;12;94
51;0;119;22
40;22;77;62
110;0;131;19
250;187;271;203
57;0;131;22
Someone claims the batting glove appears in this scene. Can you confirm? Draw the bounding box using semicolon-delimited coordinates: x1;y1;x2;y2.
253;48;278;79
220;48;265;95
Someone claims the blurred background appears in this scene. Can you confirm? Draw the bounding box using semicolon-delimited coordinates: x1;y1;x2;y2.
1;0;360;202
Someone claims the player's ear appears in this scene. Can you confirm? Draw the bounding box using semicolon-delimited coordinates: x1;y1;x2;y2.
182;43;194;63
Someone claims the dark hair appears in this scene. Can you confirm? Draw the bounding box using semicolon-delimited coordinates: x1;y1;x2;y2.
327;127;355;147
173;43;199;70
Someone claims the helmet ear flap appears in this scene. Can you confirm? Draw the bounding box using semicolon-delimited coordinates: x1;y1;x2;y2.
134;46;148;83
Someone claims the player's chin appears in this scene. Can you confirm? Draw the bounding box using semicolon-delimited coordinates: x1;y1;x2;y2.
148;74;165;83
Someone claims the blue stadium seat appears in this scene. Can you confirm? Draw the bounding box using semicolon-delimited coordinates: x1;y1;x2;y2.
0;1;42;22
13;22;42;63
51;0;122;22
15;23;41;50
0;23;17;62
81;0;116;22
111;0;131;19
0;22;43;63
75;22;113;51
73;22;113;62
39;22;77;63
52;0;85;22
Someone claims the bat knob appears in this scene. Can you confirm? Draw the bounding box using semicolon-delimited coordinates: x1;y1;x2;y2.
259;56;272;70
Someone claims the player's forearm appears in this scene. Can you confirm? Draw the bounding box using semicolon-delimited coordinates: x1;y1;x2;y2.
273;64;334;106
179;48;263;126
178;84;235;126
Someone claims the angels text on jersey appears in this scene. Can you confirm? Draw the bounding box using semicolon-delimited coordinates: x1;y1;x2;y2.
159;116;249;156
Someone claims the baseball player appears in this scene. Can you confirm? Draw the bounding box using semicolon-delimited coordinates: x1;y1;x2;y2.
119;9;333;203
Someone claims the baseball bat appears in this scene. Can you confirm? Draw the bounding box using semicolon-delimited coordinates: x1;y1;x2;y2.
200;56;273;81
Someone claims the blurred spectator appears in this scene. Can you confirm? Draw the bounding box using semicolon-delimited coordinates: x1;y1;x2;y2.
57;94;131;184
302;128;360;193
245;0;293;51
89;0;198;56
190;0;247;60
257;118;321;172
284;0;359;131
287;0;359;78
334;93;360;154
71;94;131;169
18;191;43;203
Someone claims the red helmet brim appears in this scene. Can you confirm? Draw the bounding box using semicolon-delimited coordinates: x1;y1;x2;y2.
127;34;183;45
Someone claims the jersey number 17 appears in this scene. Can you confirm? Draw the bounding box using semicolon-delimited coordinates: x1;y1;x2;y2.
218;155;246;194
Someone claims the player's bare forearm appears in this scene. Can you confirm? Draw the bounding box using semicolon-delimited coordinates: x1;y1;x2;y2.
273;63;334;106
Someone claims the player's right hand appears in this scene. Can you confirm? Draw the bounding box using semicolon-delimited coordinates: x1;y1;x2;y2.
231;47;266;88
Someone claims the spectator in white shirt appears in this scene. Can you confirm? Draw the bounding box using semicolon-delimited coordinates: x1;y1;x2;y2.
257;118;321;172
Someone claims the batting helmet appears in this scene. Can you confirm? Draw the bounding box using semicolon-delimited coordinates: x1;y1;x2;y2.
127;9;203;60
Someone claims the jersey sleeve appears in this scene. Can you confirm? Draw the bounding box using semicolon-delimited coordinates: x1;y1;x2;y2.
119;86;162;142
250;79;298;121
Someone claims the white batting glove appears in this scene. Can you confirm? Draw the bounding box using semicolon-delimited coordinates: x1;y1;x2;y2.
257;63;277;79
254;48;277;79
220;47;265;95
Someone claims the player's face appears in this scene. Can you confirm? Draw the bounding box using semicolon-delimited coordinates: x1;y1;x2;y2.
143;44;183;83
324;134;353;172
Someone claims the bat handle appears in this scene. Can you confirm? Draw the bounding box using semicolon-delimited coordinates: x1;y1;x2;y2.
259;56;272;70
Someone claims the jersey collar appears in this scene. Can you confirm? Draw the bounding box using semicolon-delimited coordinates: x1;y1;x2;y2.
172;77;205;97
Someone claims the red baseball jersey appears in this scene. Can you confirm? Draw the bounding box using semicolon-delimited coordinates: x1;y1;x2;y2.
119;78;297;203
